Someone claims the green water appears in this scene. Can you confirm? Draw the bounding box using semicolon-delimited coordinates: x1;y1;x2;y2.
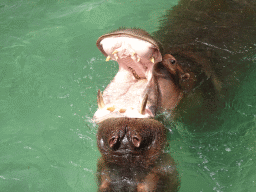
0;0;255;191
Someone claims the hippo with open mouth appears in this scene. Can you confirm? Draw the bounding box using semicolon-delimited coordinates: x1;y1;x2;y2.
93;0;256;124
92;13;218;192
93;28;190;123
92;0;256;191
93;28;184;191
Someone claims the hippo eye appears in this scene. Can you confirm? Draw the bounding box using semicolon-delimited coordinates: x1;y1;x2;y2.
170;59;176;65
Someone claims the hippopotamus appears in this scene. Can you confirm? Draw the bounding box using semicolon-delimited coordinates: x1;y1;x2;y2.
92;0;256;191
93;27;185;192
97;118;180;192
93;28;191;123
93;0;256;123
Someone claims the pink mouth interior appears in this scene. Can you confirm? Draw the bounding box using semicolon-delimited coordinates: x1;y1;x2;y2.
93;36;162;123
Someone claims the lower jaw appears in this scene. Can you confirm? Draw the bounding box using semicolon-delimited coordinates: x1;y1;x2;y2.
93;79;155;123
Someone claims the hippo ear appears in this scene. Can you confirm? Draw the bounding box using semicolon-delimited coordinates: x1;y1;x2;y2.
132;135;141;148
109;135;119;148
181;73;190;81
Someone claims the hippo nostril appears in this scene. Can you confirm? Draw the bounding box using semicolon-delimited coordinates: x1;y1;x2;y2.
132;136;141;148
109;136;118;148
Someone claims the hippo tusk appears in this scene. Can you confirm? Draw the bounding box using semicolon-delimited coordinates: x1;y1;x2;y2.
106;56;111;61
119;109;126;113
97;89;105;109
114;54;118;60
107;106;115;112
112;50;119;60
150;57;155;63
112;50;118;54
139;94;148;115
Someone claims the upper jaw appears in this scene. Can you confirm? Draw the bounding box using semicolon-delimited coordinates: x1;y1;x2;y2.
93;28;162;123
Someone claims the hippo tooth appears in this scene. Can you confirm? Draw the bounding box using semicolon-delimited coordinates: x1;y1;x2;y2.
114;54;118;60
107;106;115;112
137;57;141;62
119;109;126;113
106;56;111;61
97;90;105;109
112;50;118;54
150;57;155;63
131;52;136;61
139;94;148;115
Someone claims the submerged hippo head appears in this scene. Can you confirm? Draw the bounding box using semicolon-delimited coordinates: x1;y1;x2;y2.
97;117;166;168
93;28;186;123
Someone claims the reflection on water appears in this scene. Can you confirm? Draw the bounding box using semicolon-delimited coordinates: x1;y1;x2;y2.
0;0;256;191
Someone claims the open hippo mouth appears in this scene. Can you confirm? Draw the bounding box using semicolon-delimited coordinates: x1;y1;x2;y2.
93;28;163;123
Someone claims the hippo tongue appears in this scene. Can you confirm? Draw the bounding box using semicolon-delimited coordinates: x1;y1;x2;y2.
93;29;162;123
